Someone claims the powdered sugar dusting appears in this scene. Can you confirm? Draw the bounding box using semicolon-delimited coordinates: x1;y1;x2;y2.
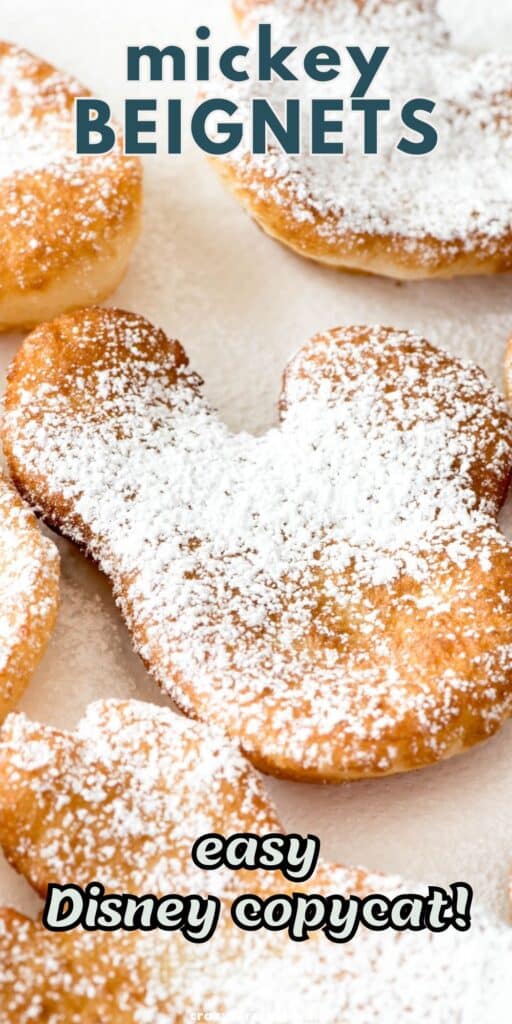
0;478;58;693
0;41;141;293
5;310;512;778
0;700;280;898
0;46;80;179
0;700;511;1022
19;545;158;727
224;0;512;261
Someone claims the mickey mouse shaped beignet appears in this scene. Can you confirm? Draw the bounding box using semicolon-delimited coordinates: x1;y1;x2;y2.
3;308;512;782
0;700;510;1021
216;0;512;279
0;43;142;330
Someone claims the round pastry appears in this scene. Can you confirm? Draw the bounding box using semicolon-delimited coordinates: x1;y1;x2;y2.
3;307;512;783
0;475;59;719
0;700;509;1021
214;0;512;279
0;42;142;330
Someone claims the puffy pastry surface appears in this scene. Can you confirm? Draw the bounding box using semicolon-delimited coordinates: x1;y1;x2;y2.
0;476;59;720
215;0;512;280
0;699;510;1022
0;42;142;330
3;307;512;782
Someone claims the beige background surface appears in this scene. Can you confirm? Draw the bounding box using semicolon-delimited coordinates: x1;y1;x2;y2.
1;0;511;922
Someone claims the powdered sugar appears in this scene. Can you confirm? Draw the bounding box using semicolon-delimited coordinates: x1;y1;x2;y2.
19;543;158;727
0;700;511;1022
0;478;58;689
5;311;512;777
223;0;512;258
0;47;80;179
0;42;121;193
0;700;280;898
0;41;141;294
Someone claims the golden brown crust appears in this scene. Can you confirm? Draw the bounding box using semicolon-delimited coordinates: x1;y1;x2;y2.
214;159;512;281
217;1;512;280
0;476;59;720
0;700;508;1021
0;909;144;1023
0;702;315;1021
231;0;269;24
0;701;280;898
0;42;142;329
3;308;512;783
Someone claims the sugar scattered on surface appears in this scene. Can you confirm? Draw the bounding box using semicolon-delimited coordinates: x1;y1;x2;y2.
19;537;161;729
0;479;57;688
6;312;512;776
